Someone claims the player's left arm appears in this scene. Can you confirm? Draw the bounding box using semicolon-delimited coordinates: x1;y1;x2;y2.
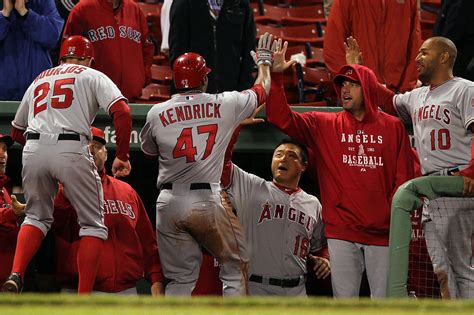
139;110;160;159
134;191;164;294
18;0;64;48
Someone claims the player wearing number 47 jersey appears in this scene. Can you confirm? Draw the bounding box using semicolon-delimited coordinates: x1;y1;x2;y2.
2;35;132;294
139;33;275;296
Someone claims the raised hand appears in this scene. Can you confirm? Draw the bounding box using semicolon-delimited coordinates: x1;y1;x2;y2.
250;32;276;66
1;0;13;17
344;36;363;65
14;0;28;16
272;38;296;73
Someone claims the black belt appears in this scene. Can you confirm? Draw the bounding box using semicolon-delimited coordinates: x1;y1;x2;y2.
249;274;302;288
161;183;211;190
26;133;81;141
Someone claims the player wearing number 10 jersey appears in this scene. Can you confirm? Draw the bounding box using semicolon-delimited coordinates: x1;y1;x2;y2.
3;36;132;294
376;37;474;298
139;34;273;296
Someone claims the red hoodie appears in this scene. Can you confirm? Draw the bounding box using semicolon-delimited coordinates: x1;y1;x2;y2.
52;169;163;292
323;0;421;93
266;65;414;246
63;0;154;101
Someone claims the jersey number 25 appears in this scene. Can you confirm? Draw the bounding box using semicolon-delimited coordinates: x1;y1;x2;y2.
173;124;218;163
33;78;75;117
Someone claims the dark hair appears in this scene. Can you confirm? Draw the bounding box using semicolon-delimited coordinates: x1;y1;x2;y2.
274;138;308;163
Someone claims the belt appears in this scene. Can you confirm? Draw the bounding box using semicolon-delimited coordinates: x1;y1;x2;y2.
26;133;81;141
249;274;302;288
424;166;460;176
160;183;211;190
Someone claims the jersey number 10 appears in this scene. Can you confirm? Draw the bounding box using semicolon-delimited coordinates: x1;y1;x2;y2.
430;128;451;150
173;124;218;163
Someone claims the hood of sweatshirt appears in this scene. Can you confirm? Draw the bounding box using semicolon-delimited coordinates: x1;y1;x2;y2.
333;64;382;123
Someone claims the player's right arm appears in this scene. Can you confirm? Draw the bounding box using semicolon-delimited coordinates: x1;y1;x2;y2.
266;40;318;145
11;84;32;145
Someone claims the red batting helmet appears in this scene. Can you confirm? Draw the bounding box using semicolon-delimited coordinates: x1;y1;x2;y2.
60;36;94;61
173;53;211;89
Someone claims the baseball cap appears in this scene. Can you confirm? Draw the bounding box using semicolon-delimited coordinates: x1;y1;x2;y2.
334;66;360;86
0;134;13;148
90;127;106;145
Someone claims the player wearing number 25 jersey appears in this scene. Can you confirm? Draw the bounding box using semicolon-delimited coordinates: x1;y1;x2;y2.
2;36;132;295
140;39;271;295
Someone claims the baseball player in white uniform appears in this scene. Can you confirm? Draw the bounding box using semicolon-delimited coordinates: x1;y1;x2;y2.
2;36;132;294
346;36;474;298
393;38;474;298
221;129;330;296
139;33;275;296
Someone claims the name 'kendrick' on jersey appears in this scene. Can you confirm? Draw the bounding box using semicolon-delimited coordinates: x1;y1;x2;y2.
159;103;222;127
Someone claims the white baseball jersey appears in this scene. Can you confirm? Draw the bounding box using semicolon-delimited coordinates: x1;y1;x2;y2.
140;89;258;187
393;78;474;174
226;164;325;278
13;63;125;136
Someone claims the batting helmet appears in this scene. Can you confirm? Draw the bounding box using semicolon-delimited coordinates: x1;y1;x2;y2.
60;36;94;61
173;53;211;89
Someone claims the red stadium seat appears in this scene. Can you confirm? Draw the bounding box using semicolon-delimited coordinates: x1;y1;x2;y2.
255;23;323;46
140;83;171;103
286;44;325;66
150;64;173;84
253;4;325;25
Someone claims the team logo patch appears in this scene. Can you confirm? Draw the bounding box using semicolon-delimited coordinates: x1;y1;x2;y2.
345;69;353;75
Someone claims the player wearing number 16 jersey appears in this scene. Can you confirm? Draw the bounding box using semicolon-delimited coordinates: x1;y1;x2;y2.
2;36;132;294
139;33;274;296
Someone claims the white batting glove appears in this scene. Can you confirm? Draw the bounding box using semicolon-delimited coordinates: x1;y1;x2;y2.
253;32;275;66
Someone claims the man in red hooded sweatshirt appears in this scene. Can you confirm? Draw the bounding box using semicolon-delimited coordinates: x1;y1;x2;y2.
266;40;414;298
52;127;163;295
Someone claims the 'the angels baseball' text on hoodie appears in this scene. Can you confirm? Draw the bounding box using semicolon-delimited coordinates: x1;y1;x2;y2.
266;65;414;245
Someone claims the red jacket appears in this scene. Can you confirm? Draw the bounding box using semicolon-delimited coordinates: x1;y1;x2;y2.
323;0;421;92
266;65;414;246
0;177;17;284
52;169;163;292
63;0;154;101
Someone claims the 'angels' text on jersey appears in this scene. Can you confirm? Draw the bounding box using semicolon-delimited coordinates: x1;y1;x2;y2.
257;201;316;232
103;199;135;220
